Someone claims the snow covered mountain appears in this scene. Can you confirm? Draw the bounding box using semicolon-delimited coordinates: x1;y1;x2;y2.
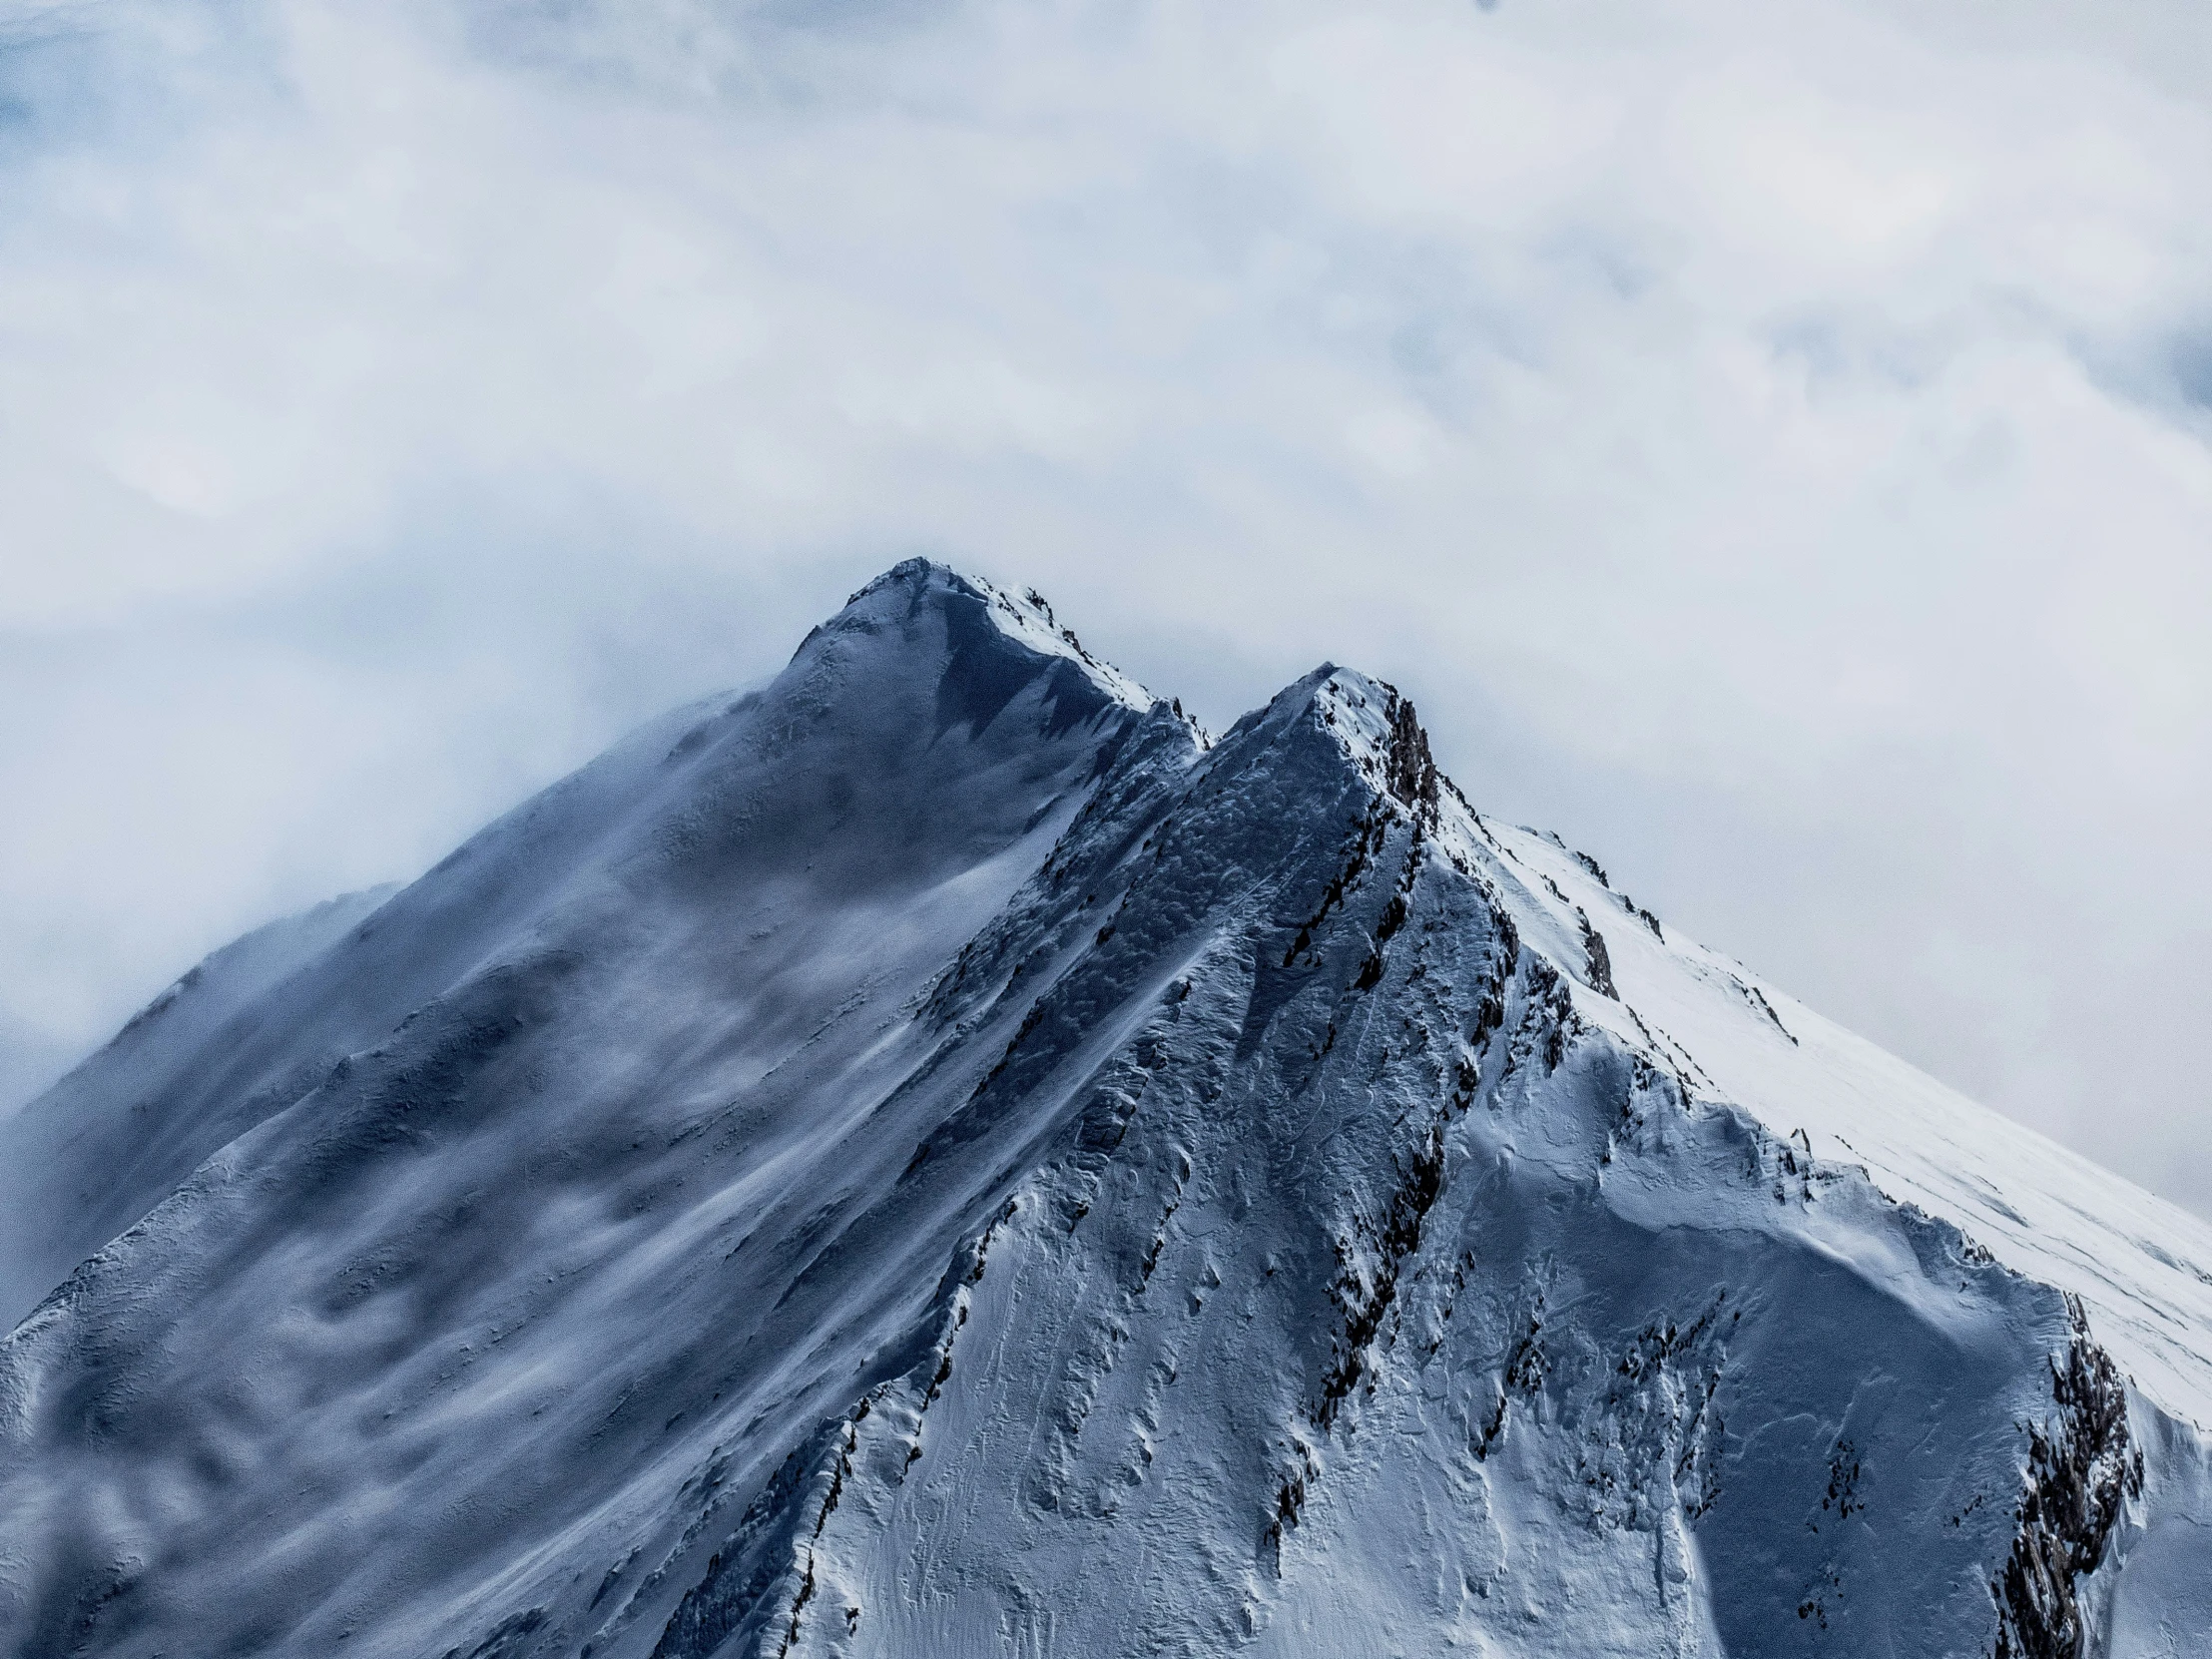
3;560;2208;1658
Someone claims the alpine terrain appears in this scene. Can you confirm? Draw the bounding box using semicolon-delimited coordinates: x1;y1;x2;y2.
3;561;2209;1659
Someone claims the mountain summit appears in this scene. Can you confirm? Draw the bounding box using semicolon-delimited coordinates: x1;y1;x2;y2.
3;561;2208;1657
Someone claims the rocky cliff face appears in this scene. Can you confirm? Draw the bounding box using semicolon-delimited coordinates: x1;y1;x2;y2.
3;561;2208;1657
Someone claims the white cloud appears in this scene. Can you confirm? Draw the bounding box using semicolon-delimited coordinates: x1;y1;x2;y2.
1;0;2208;1213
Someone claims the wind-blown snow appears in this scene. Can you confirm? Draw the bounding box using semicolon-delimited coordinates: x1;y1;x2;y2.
0;561;2203;1657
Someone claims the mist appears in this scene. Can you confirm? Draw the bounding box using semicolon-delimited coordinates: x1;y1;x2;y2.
2;0;2208;1212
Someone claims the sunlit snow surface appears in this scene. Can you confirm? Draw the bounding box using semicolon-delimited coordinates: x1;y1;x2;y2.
2;561;2207;1657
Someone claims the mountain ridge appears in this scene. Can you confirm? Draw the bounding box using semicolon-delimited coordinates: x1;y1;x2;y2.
2;560;2207;1657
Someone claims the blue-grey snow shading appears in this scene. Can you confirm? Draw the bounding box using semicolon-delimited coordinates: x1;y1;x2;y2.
2;560;2208;1658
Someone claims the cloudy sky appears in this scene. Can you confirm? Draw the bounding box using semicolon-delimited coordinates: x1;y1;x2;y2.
2;0;2208;1213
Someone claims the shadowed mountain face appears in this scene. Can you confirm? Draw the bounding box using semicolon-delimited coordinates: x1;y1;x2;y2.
3;562;2208;1659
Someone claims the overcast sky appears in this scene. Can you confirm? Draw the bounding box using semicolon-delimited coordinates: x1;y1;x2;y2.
2;0;2209;1214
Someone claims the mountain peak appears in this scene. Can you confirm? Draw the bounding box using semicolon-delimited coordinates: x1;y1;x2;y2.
822;558;1157;721
1227;664;1442;822
1307;667;1441;818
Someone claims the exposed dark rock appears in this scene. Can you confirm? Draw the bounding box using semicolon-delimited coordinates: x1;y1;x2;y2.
1578;911;1618;999
1990;1299;2145;1659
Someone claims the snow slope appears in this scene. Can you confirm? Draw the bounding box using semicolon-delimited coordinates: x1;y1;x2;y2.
1;561;2205;1658
0;885;394;1331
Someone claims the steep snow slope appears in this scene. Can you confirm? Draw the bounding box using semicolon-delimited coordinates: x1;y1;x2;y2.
0;885;394;1330
1;562;2206;1658
1460;819;2212;1426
